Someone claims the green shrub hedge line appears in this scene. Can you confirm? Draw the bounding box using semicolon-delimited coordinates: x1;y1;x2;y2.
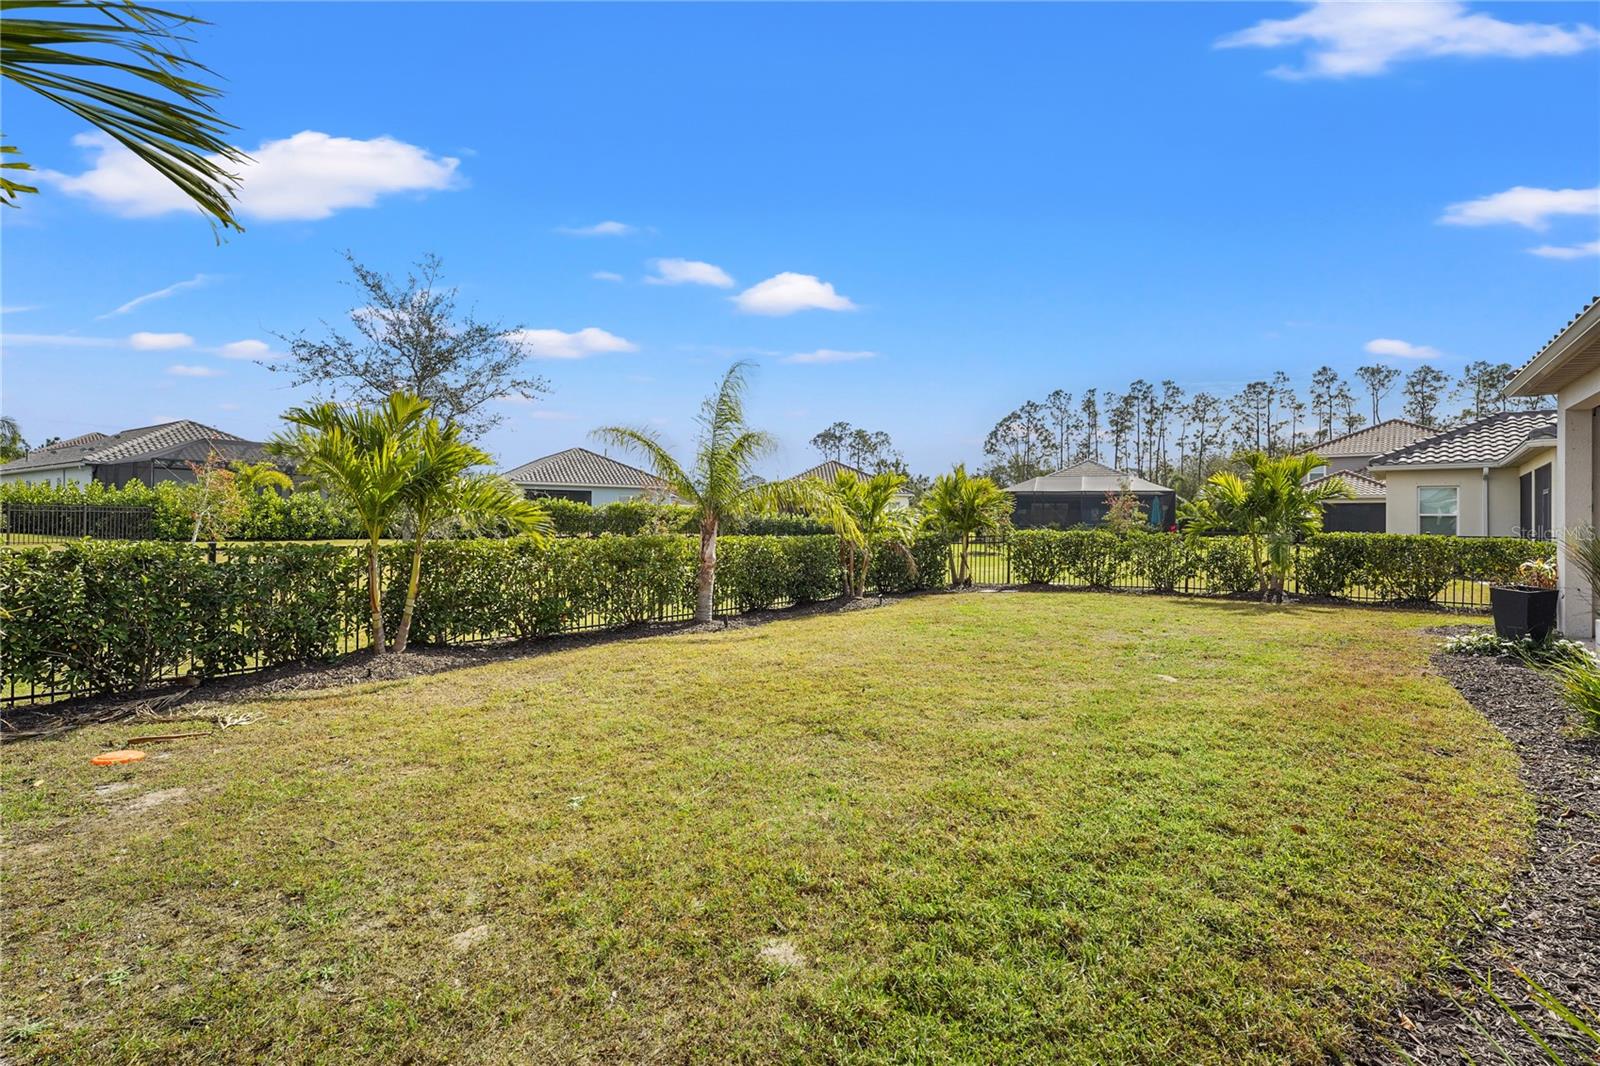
0;533;952;697
0;483;829;541
1009;530;1555;602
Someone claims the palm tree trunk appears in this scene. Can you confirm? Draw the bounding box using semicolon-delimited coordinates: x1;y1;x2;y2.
959;532;972;587
393;535;425;654
367;533;388;654
695;519;718;623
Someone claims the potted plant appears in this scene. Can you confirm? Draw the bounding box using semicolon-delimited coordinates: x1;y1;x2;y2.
1490;558;1559;640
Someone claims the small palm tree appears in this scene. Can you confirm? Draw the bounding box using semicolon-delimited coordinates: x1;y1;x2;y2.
2;1;244;231
1181;451;1351;602
230;459;292;497
594;362;776;623
391;420;550;653
789;470;915;598
921;465;1013;587
270;393;432;653
0;415;28;461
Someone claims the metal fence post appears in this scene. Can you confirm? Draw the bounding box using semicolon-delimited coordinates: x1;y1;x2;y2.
208;540;218;564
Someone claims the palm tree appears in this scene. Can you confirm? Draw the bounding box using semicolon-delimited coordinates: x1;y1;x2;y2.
2;1;244;231
229;459;292;497
921;465;1013;587
391;420;550;653
594;362;777;623
0;415;28;461
1180;451;1351;602
269;393;432;653
789;469;915;597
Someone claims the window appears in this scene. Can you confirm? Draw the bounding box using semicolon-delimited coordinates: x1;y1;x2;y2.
1418;486;1458;536
1306;465;1328;482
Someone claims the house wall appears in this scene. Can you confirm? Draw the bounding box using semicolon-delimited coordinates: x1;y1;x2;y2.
1381;468;1522;537
0;466;93;488
1554;365;1600;638
520;485;651;506
1326;455;1372;475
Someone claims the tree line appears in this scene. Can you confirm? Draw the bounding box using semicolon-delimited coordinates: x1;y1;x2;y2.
977;362;1549;495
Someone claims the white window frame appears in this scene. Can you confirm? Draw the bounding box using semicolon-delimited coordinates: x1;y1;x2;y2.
1418;485;1459;536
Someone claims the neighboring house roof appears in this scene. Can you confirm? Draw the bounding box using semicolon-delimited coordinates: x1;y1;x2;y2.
788;460;872;482
1302;418;1436;459
0;420;255;475
1008;460;1172;494
1368;410;1557;470
501;447;663;490
1507;296;1600;397
1309;470;1386;499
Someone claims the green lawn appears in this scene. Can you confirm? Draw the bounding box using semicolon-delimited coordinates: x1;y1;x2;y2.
1;593;1527;1064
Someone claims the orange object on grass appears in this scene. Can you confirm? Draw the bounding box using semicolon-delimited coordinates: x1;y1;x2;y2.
90;750;146;766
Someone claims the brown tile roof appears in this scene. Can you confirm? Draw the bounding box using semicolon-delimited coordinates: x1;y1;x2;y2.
0;421;254;473
1301;418;1436;459
1310;469;1385;499
1368;410;1557;469
788;460;872;482
501;447;662;489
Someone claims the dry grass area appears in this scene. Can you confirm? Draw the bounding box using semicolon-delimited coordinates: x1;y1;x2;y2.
1;593;1528;1064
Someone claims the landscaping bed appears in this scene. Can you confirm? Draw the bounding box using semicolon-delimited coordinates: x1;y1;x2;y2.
1354;641;1600;1065
0;595;1532;1063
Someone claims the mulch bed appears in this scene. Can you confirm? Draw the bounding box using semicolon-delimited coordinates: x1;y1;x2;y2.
1352;641;1600;1064
0;593;899;739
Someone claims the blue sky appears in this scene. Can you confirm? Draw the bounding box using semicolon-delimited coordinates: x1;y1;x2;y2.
2;1;1597;477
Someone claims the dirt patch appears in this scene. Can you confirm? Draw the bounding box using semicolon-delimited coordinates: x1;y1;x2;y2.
2;593;913;740
1353;649;1600;1064
448;924;491;952
757;938;805;970
119;787;189;815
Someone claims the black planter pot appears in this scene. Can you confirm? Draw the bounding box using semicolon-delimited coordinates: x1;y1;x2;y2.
1490;584;1560;641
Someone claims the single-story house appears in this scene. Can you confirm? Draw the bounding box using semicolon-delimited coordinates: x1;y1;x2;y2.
1006;460;1176;530
501;447;670;505
785;460;915;508
1505;296;1600;638
0;420;268;488
1366;409;1556;538
1309;469;1388;533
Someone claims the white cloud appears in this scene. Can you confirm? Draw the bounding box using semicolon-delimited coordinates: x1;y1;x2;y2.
733;273;857;316
1364;338;1441;359
1218;1;1599;78
100;273;215;318
1528;239;1600;260
782;349;878;365
645;258;735;288
166;364;222;377
216;339;273;359
505;327;638;360
591;270;624;282
129;331;194;351
42;130;460;222
1;305;40;314
1440;186;1600;230
557;220;635;237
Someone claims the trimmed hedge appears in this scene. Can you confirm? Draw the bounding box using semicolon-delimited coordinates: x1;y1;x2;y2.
0;533;951;698
0;480;362;541
1009;529;1554;602
540;498;829;538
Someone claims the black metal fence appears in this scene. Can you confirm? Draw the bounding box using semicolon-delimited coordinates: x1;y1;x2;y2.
2;502;156;545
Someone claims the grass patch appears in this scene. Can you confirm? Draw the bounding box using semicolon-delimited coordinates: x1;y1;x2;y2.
1;593;1528;1063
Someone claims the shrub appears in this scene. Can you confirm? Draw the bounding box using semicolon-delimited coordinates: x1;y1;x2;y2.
1199;537;1258;596
1011;530;1065;585
716;536;791;613
869;532;954;594
1127;531;1200;592
1300;534;1553;603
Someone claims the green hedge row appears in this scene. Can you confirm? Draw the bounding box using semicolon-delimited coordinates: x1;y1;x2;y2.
0;480;362;541
0;533;952;697
539;498;828;538
1009;529;1554;602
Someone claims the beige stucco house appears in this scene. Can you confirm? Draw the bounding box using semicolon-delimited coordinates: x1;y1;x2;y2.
1505;296;1600;638
1366;410;1556;538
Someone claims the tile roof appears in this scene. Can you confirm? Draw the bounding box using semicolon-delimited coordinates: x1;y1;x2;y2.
501;447;662;489
1008;460;1173;495
1301;418;1437;459
788;460;873;482
1512;295;1600;379
1368;410;1557;469
1310;469;1386;499
0;420;254;473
